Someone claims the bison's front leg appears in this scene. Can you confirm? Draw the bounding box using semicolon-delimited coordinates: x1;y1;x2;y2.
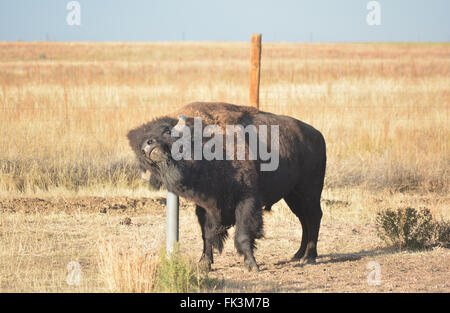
234;198;263;272
196;205;229;271
195;205;214;269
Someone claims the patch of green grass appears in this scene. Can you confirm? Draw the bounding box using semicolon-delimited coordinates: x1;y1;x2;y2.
156;246;222;292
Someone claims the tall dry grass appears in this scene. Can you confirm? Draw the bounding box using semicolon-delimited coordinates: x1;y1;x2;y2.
97;238;219;292
0;42;448;196
98;238;159;292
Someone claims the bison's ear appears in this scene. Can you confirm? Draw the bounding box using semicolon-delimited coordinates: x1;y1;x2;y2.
127;127;145;153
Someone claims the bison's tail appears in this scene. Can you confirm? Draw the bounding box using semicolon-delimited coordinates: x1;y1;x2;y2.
321;134;327;178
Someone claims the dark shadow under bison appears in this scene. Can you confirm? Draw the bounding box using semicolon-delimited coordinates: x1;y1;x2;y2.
128;102;326;271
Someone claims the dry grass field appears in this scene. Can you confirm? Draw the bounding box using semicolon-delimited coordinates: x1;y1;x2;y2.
0;42;448;292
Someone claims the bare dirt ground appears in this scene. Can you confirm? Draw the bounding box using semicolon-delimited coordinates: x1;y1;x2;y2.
0;193;450;292
0;192;448;293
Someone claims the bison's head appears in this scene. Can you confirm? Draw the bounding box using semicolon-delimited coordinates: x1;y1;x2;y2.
127;115;188;189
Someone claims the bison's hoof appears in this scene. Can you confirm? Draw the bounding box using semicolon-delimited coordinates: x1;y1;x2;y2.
298;257;316;265
198;257;212;271
246;264;259;272
244;261;259;272
291;255;303;262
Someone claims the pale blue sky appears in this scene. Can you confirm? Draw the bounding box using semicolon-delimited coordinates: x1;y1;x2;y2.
0;0;449;42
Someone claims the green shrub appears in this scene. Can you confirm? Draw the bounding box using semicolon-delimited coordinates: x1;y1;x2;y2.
155;246;221;292
375;207;447;250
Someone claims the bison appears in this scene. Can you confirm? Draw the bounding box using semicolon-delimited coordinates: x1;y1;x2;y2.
127;102;326;271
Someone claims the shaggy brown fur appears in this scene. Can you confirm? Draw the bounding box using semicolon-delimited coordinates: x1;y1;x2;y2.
128;102;326;271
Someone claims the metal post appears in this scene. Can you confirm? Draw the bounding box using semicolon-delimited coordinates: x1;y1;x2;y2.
166;190;179;255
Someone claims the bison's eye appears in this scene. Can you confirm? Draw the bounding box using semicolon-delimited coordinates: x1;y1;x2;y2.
147;139;153;145
162;127;170;136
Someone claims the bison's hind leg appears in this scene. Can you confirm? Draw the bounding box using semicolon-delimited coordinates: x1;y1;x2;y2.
234;198;263;272
284;191;322;264
195;205;228;270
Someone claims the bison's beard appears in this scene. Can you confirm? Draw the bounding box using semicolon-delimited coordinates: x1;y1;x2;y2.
141;149;186;192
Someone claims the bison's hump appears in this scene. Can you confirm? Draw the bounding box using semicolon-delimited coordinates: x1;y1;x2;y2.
172;102;261;127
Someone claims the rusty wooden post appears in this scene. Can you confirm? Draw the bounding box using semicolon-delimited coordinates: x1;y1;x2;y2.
249;33;262;109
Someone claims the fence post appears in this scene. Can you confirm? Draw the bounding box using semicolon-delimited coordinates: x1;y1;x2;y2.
166;191;179;256
249;33;262;109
